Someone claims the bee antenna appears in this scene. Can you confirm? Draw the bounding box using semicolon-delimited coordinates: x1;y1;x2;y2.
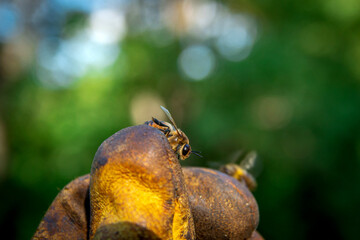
191;150;203;158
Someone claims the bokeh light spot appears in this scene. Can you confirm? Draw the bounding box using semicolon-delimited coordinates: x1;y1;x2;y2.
0;3;20;42
178;44;215;81
322;0;360;23
54;0;91;12
183;1;219;40
215;14;256;61
252;96;293;130
131;92;166;125
36;32;120;89
298;23;337;57
345;38;360;81
89;9;126;44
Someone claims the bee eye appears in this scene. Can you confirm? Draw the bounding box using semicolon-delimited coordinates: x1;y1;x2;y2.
182;144;190;156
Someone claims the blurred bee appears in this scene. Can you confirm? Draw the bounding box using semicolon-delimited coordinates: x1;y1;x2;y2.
220;151;258;191
145;106;201;160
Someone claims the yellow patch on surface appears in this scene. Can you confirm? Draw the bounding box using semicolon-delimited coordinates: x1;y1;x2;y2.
91;161;173;239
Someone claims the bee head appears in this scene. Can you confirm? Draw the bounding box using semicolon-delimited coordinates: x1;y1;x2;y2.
178;143;191;160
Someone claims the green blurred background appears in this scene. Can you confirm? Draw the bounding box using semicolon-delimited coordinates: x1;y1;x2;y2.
1;0;360;239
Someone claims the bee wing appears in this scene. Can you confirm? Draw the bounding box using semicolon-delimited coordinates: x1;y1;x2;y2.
229;150;244;163
239;151;257;171
160;106;181;134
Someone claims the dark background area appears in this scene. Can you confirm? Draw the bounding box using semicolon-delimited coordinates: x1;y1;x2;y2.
1;0;360;239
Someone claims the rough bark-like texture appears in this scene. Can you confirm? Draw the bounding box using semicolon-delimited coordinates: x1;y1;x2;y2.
90;125;195;240
33;174;90;240
183;167;259;240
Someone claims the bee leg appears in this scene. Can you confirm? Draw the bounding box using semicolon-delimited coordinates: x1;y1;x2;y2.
144;120;152;126
152;117;171;136
163;128;171;136
152;117;167;127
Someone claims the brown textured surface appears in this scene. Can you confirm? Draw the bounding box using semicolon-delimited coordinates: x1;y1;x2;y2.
33;125;263;239
33;174;90;240
183;167;259;240
90;125;195;239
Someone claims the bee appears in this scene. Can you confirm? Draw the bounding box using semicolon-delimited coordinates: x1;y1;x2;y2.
220;151;258;191
145;106;201;160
